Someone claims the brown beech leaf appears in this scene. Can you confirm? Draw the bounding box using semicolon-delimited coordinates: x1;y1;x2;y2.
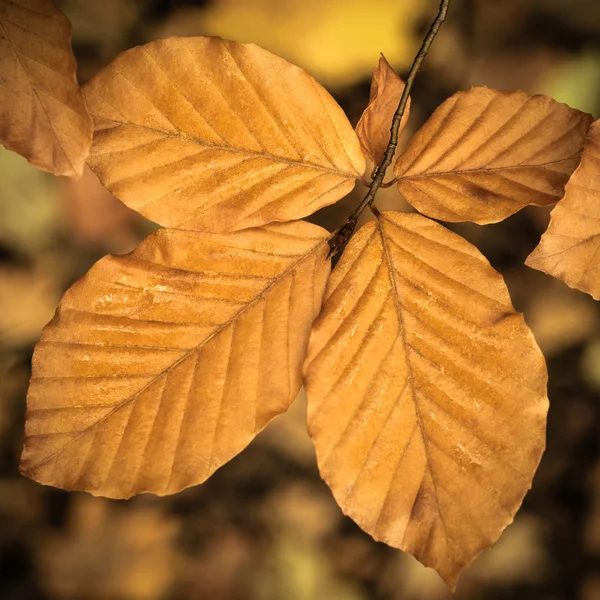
0;0;92;176
526;120;600;300
356;55;410;165
20;221;330;498
394;87;592;224
83;36;365;233
304;211;548;588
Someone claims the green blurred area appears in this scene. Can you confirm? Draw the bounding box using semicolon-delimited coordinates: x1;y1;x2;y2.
1;1;600;599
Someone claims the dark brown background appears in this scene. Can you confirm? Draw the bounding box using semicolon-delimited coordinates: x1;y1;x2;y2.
1;0;600;598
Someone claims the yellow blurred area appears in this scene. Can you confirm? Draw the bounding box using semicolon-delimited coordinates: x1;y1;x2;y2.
198;0;430;87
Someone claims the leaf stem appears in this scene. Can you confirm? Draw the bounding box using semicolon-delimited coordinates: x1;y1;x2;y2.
328;0;451;258
379;177;398;188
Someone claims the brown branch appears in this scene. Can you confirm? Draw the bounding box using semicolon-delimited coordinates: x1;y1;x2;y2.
328;0;451;258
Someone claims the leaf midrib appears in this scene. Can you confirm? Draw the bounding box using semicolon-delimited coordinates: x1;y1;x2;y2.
398;154;578;181
375;215;453;568
93;117;362;179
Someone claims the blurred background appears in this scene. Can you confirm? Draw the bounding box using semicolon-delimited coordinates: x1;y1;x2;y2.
1;0;600;598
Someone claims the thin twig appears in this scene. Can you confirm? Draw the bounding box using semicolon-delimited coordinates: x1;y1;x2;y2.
328;0;451;258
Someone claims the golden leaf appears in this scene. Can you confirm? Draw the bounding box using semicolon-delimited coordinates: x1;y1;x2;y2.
20;221;330;498
356;55;410;166
526;120;600;300
0;0;92;176
83;36;365;233
394;87;592;224
304;211;548;588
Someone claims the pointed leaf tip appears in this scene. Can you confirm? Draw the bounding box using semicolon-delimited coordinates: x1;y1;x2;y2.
356;55;411;166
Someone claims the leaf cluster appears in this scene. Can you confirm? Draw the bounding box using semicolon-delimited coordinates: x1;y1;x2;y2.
2;0;600;588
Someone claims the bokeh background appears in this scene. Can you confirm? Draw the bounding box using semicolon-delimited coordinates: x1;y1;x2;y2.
2;0;600;598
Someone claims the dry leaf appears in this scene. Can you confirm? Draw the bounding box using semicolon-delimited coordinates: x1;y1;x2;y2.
394;87;592;224
83;36;365;233
20;221;330;498
526;120;600;299
304;211;548;588
356;55;410;165
0;0;92;176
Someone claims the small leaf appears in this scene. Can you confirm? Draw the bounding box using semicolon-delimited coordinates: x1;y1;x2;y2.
526;120;600;300
394;87;592;224
83;36;365;233
304;211;548;588
20;221;330;498
356;55;410;165
0;0;92;176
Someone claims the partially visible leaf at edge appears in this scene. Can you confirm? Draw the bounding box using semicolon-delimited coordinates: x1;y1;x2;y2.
394;87;593;224
304;210;548;588
526;119;600;300
356;55;410;165
83;36;366;233
0;0;92;177
20;220;330;498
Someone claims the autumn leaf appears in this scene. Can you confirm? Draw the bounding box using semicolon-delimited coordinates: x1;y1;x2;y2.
0;0;92;177
303;211;548;588
356;55;410;166
20;221;330;498
526;120;600;300
83;36;365;233
394;87;592;224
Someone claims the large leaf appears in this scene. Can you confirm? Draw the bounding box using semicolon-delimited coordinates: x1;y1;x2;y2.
526;120;600;300
83;36;365;233
356;55;410;166
0;0;92;176
394;87;592;224
21;221;330;498
304;211;548;588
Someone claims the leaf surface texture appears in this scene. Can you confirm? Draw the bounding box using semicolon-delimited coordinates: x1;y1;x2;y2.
0;0;92;176
526;120;600;299
21;221;330;498
304;211;548;587
394;87;592;223
83;36;365;232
